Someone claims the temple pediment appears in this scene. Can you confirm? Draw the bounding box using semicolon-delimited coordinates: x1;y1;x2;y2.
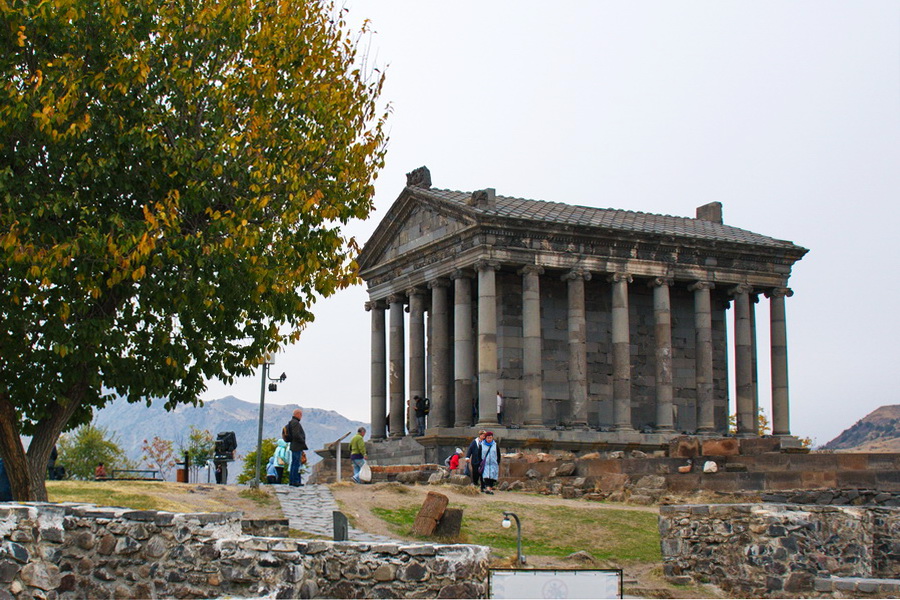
358;189;477;271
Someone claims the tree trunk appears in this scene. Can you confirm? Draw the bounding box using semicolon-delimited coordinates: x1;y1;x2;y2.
0;384;86;502
0;393;34;501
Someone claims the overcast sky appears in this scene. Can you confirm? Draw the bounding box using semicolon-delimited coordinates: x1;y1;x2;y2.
201;1;900;447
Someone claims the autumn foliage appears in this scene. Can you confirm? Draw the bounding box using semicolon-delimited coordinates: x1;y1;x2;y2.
0;0;387;500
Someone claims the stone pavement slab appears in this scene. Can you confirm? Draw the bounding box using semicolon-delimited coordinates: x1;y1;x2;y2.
272;484;402;544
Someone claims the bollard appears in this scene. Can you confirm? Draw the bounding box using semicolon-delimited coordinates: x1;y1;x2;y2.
333;510;349;541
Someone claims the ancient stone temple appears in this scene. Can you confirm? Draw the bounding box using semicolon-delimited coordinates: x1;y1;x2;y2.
358;166;807;461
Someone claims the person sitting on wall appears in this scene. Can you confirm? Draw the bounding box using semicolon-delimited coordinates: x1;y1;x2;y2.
94;462;107;480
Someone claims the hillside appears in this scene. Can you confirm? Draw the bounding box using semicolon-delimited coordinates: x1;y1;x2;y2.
821;404;900;452
93;395;368;478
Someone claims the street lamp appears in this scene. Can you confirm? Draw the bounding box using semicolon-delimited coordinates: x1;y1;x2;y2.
251;355;287;489
502;511;526;565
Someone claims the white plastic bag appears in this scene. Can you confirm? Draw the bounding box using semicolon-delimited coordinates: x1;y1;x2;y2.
359;461;372;483
702;460;718;474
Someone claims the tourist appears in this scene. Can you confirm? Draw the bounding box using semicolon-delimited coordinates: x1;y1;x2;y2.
349;426;367;483
265;456;279;484
94;462;107;480
448;447;463;472
284;408;308;486
272;439;290;484
413;395;427;435
479;432;501;494
496;391;504;424
465;430;486;489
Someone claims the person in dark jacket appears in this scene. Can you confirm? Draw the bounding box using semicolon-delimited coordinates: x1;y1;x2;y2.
465;430;487;490
285;408;308;486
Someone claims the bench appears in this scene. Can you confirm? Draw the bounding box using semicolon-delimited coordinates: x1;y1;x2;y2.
108;469;160;481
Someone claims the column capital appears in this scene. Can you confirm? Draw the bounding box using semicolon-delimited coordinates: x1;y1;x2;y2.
387;293;407;305
765;287;793;299
608;272;632;284
427;277;451;289
450;268;474;280
474;260;501;272
518;264;545;276
365;299;387;311
406;286;427;298
562;269;592;281
688;281;715;292
648;277;674;288
729;284;753;296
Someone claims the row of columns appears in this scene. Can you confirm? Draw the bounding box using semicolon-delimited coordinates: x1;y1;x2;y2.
367;264;793;441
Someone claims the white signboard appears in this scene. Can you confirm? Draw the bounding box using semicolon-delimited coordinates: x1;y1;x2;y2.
490;569;622;599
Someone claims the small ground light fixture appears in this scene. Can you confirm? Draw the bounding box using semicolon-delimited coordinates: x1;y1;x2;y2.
502;511;526;565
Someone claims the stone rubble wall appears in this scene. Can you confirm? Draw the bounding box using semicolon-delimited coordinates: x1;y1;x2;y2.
0;502;490;599
658;503;900;597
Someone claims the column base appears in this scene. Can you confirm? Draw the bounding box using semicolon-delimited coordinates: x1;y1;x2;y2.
655;427;676;434
614;425;635;433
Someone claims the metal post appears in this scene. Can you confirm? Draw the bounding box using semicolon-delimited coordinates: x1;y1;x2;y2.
336;436;342;483
503;511;526;565
333;432;352;483
253;362;268;489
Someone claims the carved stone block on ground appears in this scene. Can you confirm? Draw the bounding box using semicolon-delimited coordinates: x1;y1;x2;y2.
412;491;449;537
433;508;463;539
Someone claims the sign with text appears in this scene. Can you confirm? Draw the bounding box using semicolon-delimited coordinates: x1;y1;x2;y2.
490;569;622;599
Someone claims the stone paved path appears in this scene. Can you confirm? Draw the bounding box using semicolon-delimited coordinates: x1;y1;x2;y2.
272;484;401;544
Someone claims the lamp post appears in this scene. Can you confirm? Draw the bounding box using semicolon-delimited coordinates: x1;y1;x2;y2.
502;511;526;565
251;356;287;489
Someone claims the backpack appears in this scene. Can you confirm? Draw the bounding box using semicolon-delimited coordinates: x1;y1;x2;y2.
423;397;431;415
444;454;452;467
282;423;292;443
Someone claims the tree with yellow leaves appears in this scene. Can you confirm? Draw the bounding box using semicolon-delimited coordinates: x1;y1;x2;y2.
0;0;387;501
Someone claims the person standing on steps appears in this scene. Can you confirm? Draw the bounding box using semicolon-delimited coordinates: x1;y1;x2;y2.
349;427;367;483
285;408;308;486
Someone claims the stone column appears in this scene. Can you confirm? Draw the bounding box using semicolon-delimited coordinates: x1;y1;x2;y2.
690;281;716;433
750;294;760;427
650;278;675;432
388;294;406;438
564;269;591;426
610;273;634;432
366;300;387;440
730;285;755;436
766;287;793;436
429;278;451;429
408;288;426;435
452;270;475;427
520;265;544;427
476;260;500;426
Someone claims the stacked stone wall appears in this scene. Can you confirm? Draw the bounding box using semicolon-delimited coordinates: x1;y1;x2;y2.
659;503;900;597
0;503;489;599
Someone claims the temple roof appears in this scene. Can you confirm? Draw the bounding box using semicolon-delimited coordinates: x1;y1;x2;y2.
415;187;802;251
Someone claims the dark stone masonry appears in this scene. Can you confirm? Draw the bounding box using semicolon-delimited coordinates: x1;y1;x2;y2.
659;503;900;597
0;502;489;599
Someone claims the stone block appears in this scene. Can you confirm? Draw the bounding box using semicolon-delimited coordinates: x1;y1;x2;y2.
412;491;449;537
594;473;628;493
434;508;464;539
701;438;739;456
739;437;781;455
669;437;700;458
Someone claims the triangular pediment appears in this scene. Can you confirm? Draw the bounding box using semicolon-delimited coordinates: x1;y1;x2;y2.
358;189;476;273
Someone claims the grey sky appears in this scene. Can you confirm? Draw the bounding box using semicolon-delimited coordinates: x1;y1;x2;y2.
202;2;900;446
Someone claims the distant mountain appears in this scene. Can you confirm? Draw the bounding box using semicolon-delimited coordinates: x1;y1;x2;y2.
93;395;368;481
821;405;900;452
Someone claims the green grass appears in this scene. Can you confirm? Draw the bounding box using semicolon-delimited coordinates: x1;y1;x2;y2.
238;487;278;507
371;501;660;563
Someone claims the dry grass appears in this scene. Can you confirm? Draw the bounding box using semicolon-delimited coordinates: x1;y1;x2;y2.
46;480;282;518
